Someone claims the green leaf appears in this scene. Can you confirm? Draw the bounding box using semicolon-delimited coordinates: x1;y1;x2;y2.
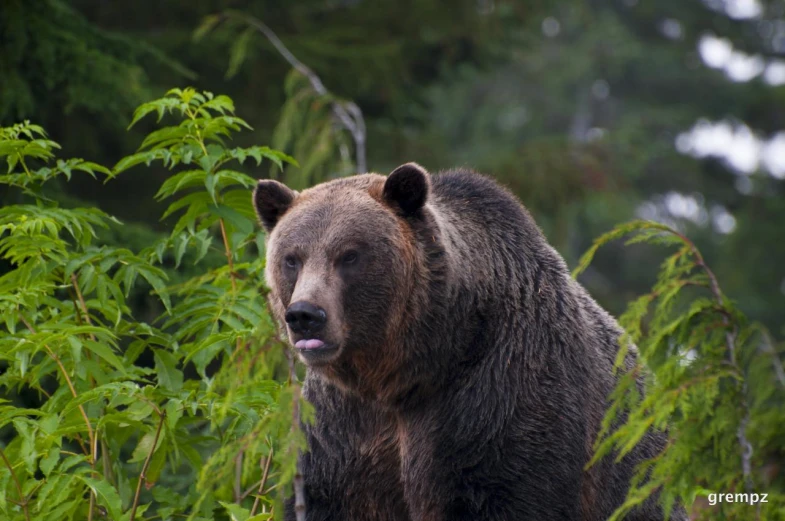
205;172;218;203
136;265;171;312
130;430;164;464
193;14;223;42
211;204;254;237
226;27;254;79
83;339;127;374
220;501;251;521
39;447;60;477
76;475;123;521
154;349;184;392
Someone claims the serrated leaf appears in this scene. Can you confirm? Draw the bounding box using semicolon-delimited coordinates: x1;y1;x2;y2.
39;447;60;477
130;430;164;464
76;475;123;521
83;339;127;374
220;501;251;521
154;349;184;392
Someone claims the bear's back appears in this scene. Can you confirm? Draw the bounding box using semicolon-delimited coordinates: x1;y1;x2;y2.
430;170;536;230
426;170;568;297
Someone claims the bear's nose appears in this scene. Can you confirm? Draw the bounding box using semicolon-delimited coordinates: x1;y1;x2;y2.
285;301;327;335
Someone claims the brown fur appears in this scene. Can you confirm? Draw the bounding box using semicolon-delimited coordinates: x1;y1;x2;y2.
255;164;685;521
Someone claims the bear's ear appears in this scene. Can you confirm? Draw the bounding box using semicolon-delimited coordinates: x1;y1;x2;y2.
253;179;297;233
383;162;430;216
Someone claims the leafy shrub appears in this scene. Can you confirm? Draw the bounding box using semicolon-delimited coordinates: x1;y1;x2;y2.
0;88;304;521
576;221;785;520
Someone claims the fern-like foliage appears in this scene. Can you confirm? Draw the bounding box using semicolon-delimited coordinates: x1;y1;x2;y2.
0;90;303;521
575;220;785;521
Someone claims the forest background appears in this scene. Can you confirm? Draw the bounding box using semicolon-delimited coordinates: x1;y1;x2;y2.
1;1;784;520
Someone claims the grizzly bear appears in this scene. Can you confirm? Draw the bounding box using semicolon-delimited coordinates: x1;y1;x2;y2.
254;163;685;521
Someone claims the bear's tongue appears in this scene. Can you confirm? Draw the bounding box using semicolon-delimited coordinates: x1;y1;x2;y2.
296;339;325;350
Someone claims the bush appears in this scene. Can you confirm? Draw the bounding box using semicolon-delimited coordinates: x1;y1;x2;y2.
0;88;305;521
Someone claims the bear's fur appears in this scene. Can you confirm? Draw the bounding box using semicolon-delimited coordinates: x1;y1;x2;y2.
254;164;685;521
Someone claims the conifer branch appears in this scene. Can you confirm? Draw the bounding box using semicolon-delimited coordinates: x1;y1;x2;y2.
676;231;754;492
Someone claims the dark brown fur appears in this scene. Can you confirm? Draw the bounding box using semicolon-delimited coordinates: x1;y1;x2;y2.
254;164;686;521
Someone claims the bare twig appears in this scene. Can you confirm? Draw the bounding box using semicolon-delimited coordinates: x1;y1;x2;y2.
234;450;244;502
222;10;367;174
0;447;30;521
250;445;275;516
286;351;306;521
129;410;166;521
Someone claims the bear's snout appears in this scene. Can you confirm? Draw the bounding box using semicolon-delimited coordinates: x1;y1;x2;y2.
285;301;327;336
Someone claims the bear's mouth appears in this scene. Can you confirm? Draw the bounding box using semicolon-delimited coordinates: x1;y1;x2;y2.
293;338;340;365
295;338;327;349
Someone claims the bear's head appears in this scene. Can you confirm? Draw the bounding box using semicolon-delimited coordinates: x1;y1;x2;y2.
254;163;437;397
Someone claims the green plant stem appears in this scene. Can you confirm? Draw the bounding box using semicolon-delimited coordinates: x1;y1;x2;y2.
20;315;94;460
0;447;30;521
101;437;115;486
249;445;274;516
234;450;244;502
87;427;102;521
215;193;245;360
218;218;237;294
71;273;98;338
19;156;33;178
88;488;96;521
129;410;166;521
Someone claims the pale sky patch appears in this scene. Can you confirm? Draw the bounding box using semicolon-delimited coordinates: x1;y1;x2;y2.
675;119;785;180
764;61;785;86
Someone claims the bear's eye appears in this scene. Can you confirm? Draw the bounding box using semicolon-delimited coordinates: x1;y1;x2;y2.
284;255;298;269
341;251;358;265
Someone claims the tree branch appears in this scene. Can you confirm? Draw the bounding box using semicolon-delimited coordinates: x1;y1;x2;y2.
222;10;367;174
129;410;166;521
286;351;306;521
250;444;275;516
678;231;754;492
